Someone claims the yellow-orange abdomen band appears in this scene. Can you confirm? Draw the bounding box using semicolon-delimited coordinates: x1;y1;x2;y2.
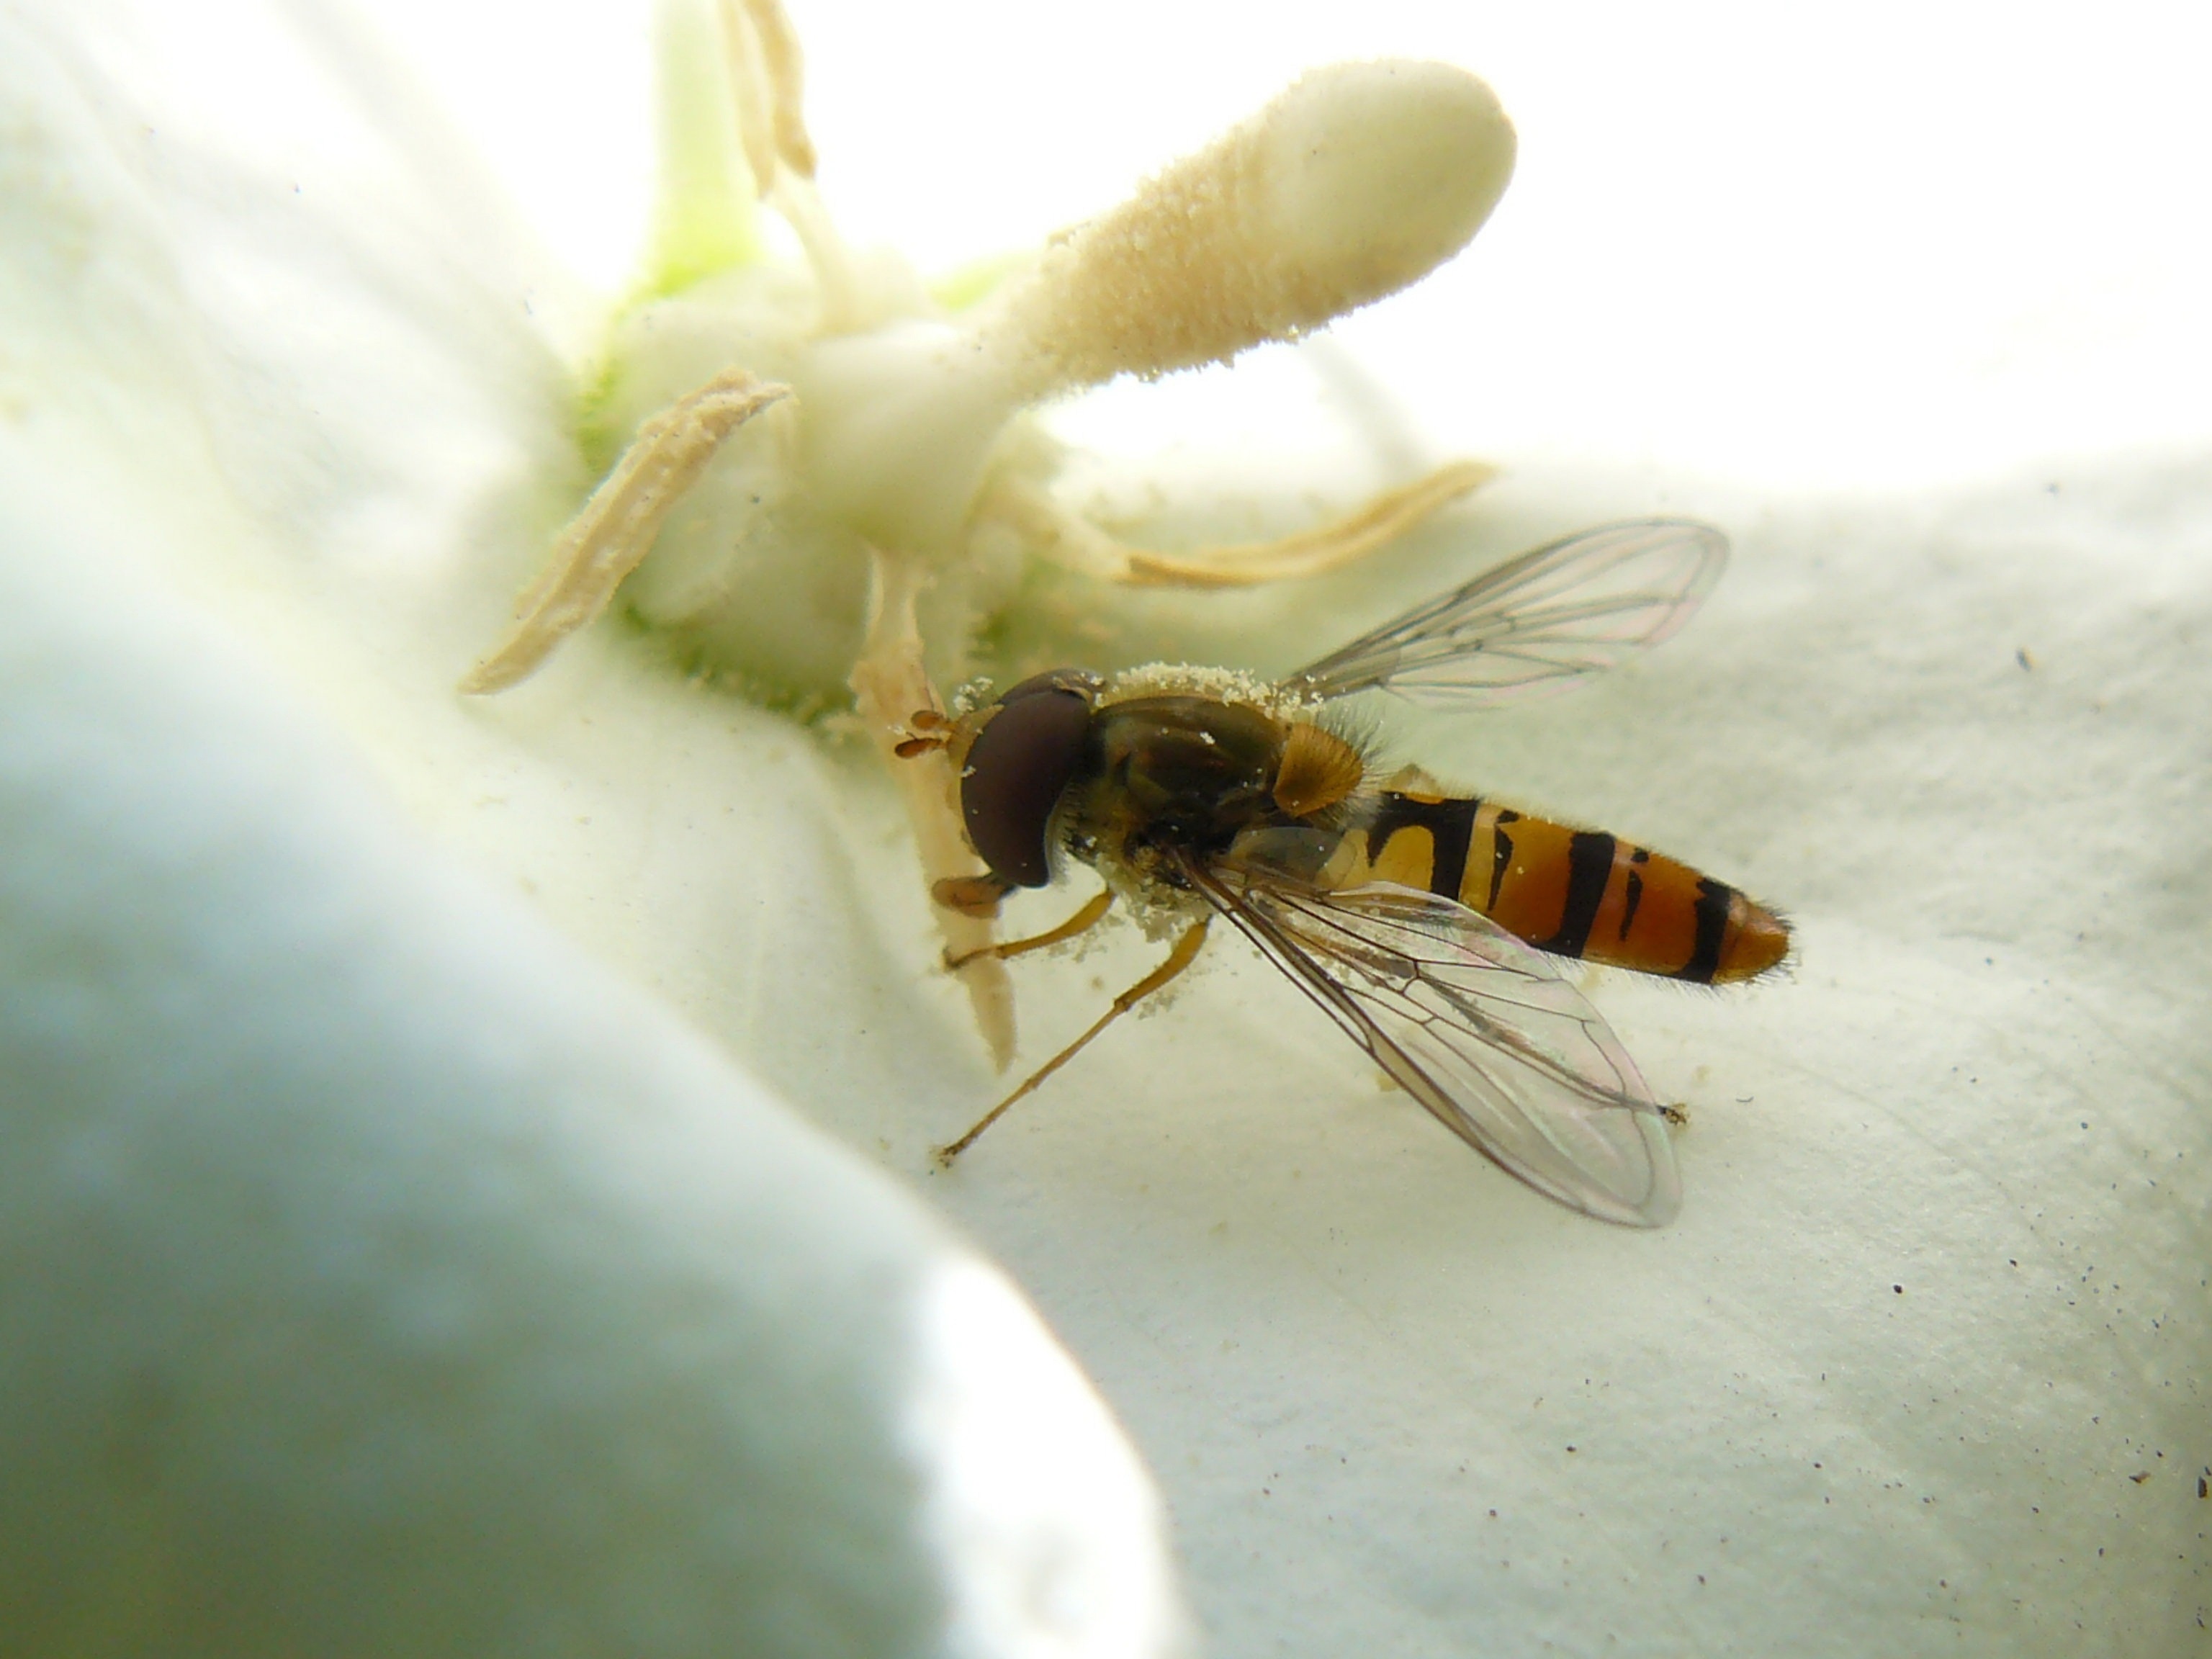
1361;793;1788;984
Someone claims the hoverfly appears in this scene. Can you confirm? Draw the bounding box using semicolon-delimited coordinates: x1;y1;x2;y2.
899;521;1787;1226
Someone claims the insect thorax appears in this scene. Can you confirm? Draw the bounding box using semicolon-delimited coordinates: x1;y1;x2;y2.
1058;696;1292;886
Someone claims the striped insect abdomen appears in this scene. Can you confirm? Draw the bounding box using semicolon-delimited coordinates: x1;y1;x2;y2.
1356;791;1788;984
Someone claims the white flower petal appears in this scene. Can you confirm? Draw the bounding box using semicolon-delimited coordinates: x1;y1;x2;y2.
5;1;2205;1655
0;2;1184;1653
0;469;1184;1655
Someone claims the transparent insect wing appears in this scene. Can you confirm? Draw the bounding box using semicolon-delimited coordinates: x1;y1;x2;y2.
1281;519;1728;709
1193;855;1681;1226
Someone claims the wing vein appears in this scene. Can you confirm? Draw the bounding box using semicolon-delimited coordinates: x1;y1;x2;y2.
1184;850;1682;1226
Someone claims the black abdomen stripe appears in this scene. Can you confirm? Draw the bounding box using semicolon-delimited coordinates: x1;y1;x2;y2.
1424;798;1480;901
1676;878;1734;984
1488;809;1520;910
1537;832;1617;958
1371;793;1481;899
1619;847;1650;941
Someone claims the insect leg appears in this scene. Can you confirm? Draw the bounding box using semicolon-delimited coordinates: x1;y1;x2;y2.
948;889;1115;968
460;371;790;693
933;916;1210;1166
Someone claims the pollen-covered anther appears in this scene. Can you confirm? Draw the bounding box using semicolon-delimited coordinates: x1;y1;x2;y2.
978;59;1516;395
1272;721;1367;817
459;370;791;694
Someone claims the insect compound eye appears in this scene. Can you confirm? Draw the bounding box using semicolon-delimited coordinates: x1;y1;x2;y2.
995;668;1105;705
961;684;1094;888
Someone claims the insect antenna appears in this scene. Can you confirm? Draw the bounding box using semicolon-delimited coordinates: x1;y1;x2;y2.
891;707;954;757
